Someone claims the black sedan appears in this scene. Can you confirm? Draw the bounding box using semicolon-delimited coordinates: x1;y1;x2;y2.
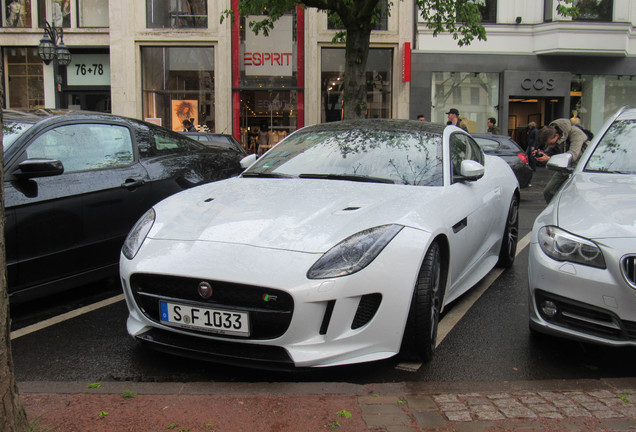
3;111;244;302
472;133;533;188
181;132;247;155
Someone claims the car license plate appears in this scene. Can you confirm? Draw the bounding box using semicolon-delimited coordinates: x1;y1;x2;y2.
159;301;250;336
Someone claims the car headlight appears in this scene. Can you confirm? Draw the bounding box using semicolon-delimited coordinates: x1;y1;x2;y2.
538;225;605;269
307;224;403;279
122;208;155;260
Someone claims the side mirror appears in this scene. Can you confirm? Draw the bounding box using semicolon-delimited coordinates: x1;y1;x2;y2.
455;160;485;182
13;158;64;179
240;153;257;169
547;153;573;172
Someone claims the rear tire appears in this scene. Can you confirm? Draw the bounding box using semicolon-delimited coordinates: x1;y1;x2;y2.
496;194;519;268
400;242;444;363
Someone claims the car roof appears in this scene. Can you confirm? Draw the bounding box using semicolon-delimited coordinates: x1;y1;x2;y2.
299;119;448;135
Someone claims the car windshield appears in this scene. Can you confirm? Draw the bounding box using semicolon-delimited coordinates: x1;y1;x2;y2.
243;127;443;186
3;121;34;151
585;119;636;174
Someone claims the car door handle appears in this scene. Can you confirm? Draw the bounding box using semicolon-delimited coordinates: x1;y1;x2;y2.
121;179;145;189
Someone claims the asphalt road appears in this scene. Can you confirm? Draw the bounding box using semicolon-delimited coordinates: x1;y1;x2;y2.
11;166;636;384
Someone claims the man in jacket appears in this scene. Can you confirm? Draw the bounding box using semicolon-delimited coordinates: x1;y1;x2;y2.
446;108;468;131
535;118;588;203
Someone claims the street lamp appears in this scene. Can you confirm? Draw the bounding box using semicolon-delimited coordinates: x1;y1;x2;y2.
38;19;71;109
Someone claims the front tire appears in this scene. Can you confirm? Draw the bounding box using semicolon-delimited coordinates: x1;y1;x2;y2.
496;194;519;268
400;242;444;363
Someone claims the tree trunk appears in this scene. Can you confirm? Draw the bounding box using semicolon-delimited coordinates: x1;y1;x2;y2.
0;98;29;432
342;24;372;120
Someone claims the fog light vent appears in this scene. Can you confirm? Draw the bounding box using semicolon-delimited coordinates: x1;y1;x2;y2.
541;300;558;318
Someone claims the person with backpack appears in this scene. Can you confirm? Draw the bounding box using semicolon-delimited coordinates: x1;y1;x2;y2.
534;118;590;203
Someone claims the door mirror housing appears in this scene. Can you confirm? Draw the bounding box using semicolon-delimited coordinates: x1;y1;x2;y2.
547;153;574;173
13;158;64;179
455;160;485;182
240;153;257;169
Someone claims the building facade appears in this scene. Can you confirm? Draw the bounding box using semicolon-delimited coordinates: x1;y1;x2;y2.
2;1;635;148
0;0;411;149
412;0;636;145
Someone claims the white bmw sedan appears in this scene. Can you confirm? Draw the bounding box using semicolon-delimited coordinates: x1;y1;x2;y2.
529;106;636;346
120;119;519;368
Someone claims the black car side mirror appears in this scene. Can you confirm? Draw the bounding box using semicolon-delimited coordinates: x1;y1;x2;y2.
13;158;64;179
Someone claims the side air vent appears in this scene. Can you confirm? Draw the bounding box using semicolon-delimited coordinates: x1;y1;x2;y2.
352;294;382;329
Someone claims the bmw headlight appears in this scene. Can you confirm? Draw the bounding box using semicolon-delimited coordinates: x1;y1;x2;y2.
122;208;155;260
307;224;403;279
538;226;605;269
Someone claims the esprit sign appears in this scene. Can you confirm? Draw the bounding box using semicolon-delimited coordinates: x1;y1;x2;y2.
244;15;293;77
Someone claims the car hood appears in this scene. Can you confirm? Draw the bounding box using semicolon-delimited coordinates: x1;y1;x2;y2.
149;177;442;253
556;172;636;239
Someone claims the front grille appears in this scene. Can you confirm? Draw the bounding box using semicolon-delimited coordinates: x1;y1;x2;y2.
352;293;382;329
136;327;294;369
130;273;293;340
621;255;636;289
535;290;636;341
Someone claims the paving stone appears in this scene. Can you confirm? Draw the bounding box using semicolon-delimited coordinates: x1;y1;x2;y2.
439;402;468;412
453;422;497;432
581;401;611;411
405;395;437;412
486;393;511;399
434;394;460;403
464;397;492;407
539;412;565;419
552;399;578;408
568;393;596;403
499;406;538;419
589;390;616;399
472;409;505;421
385;426;418;432
561;407;593;417
590;409;623;419
615;405;636;416
492;398;523;408
527;403;558;413
457;393;482;398
519;395;547;404
600;397;630;408
413;410;448;429
444;410;472;422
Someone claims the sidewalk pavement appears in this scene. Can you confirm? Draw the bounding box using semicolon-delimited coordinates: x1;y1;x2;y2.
19;378;636;431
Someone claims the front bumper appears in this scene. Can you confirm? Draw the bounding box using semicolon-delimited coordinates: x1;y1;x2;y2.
121;227;431;367
528;239;636;346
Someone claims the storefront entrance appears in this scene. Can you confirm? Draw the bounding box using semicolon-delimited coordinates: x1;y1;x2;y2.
507;97;562;148
239;89;297;154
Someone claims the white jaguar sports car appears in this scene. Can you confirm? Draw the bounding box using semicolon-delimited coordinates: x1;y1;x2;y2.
120;119;519;368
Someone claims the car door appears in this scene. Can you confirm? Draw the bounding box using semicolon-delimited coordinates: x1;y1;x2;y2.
4;121;151;297
445;132;501;295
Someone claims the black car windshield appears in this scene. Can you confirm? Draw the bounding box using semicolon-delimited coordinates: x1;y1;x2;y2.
243;128;443;186
585;119;636;174
3;121;34;151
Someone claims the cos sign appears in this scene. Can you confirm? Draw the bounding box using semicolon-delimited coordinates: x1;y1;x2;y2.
521;78;555;91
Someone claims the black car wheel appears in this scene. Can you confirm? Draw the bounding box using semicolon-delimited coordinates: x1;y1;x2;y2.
400;242;444;363
496;194;519;268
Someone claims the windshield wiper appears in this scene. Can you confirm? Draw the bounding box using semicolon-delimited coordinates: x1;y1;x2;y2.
298;173;395;184
241;172;293;178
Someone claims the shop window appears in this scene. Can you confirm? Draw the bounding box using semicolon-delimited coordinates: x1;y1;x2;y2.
146;0;207;28
6;47;44;109
573;0;612;21
472;0;496;23
321;48;392;123
141;46;215;131
327;0;388;30
2;0;31;27
431;72;499;134
38;0;70;27
78;0;108;27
